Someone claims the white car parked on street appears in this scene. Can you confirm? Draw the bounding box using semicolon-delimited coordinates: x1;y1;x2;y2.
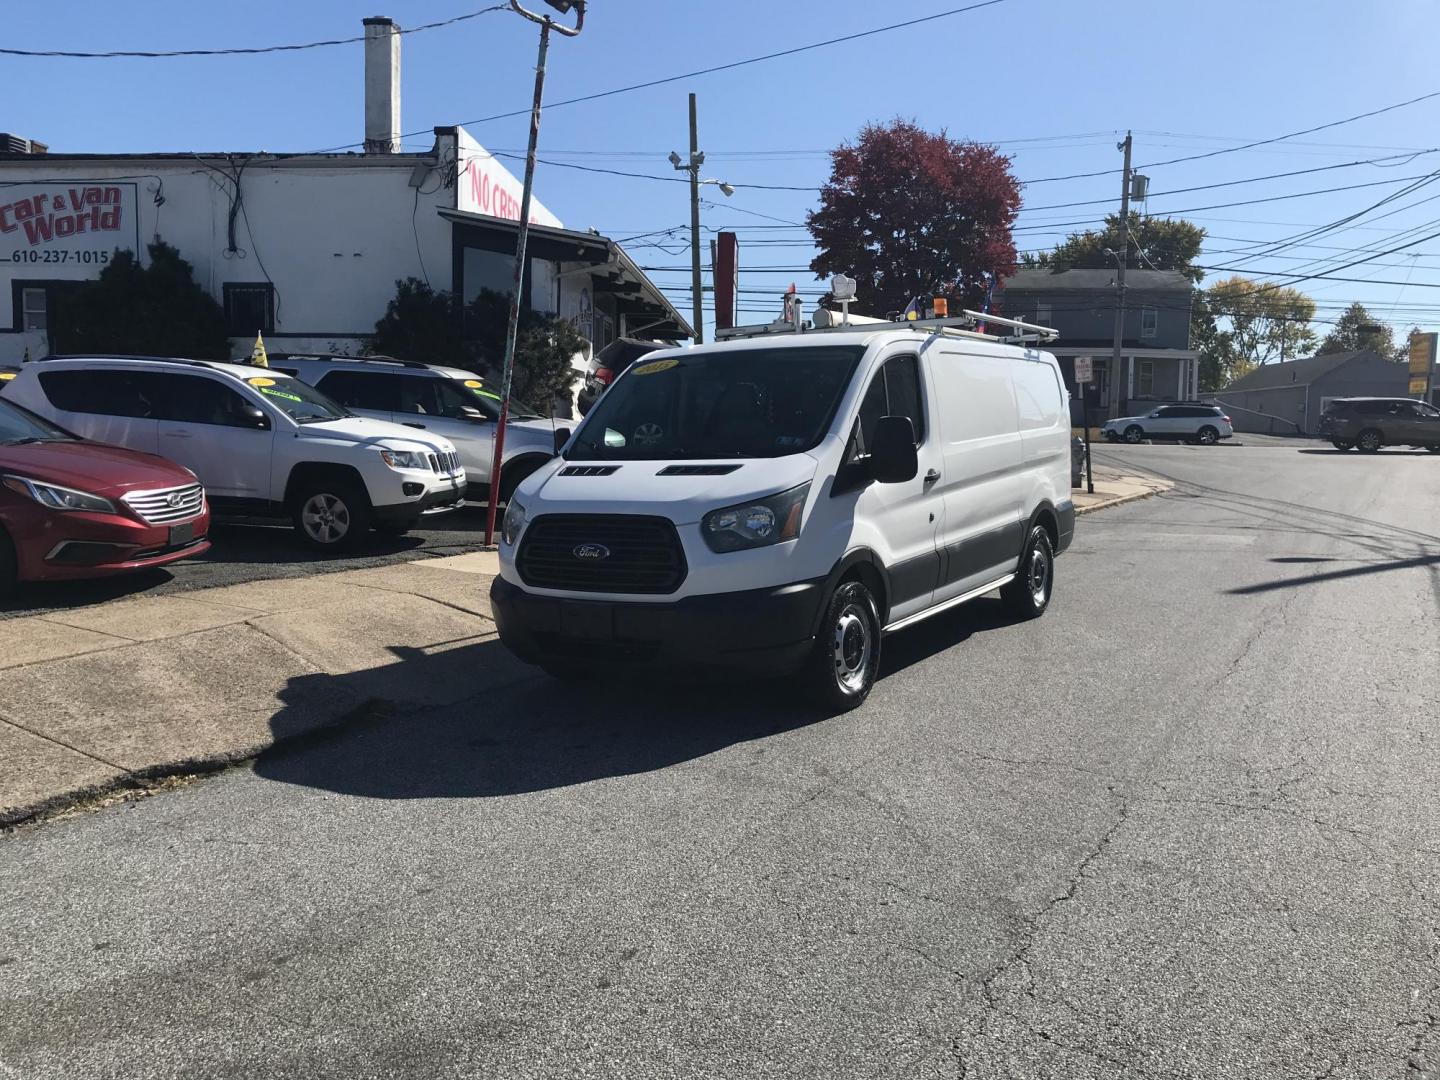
273;355;561;502
1102;403;1233;445
6;356;467;549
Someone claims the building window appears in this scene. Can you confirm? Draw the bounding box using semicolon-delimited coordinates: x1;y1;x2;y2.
530;258;560;314
462;248;516;305
1137;358;1155;397
1035;302;1051;326
1141;306;1158;339
223;283;275;336
21;287;47;331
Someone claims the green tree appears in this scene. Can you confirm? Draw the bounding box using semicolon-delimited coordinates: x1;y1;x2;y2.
370;278;587;407
1205;276;1317;373
1316;301;1406;359
1022;212;1207;284
51;241;230;360
1190;291;1236;391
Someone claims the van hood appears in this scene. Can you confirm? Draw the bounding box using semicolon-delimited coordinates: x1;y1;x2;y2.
293;415;456;455
528;453;818;526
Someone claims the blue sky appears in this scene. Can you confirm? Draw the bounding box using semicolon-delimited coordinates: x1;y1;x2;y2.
11;0;1440;339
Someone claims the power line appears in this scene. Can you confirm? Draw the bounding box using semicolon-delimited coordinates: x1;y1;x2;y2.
0;6;508;58
310;0;1010;153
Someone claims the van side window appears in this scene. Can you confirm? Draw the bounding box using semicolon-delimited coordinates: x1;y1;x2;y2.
853;354;925;458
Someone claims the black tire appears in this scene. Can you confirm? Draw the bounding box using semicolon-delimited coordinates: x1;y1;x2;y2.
1196;425;1220;446
1123;425;1144;444
1356;428;1384;454
1331;440;1355;452
292;479;372;551
1000;526;1055;620
499;456;547;504
0;528;16;602
802;578;881;713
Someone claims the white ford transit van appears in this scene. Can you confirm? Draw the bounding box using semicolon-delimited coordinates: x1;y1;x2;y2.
490;310;1075;710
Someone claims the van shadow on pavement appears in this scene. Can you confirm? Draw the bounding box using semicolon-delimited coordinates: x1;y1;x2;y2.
252;599;1025;801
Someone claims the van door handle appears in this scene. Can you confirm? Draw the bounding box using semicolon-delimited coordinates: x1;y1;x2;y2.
403;422;427;429
924;469;941;485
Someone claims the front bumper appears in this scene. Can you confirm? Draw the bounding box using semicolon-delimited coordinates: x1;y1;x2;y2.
10;505;212;583
490;575;826;675
372;478;467;526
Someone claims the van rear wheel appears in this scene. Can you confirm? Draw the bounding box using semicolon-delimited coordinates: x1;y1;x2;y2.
803;578;881;713
1001;526;1054;620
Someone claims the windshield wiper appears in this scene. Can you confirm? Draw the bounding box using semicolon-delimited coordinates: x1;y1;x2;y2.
1;436;43;446
295;415;343;424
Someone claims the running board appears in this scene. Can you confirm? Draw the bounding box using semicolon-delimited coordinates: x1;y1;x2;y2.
882;574;1015;634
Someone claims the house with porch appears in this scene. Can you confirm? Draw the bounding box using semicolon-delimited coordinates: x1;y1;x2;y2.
998;268;1198;421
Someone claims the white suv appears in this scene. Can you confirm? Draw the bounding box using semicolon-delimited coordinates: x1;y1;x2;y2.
1102;403;1233;445
272;355;560;502
6;357;467;549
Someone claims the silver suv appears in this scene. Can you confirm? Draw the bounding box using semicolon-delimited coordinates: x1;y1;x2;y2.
272;356;561;501
1102;403;1234;445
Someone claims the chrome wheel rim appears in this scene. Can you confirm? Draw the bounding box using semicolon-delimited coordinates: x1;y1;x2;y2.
831;603;872;696
301;493;350;544
1028;545;1051;606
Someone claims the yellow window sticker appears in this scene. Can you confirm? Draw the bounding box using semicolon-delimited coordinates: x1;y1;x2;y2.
463;379;483;389
632;358;679;376
248;377;276;387
0;372;15;381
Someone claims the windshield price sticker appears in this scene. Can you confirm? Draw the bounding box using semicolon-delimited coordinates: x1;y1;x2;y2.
247;377;276;387
259;386;301;403
463;379;484;388
632;358;680;376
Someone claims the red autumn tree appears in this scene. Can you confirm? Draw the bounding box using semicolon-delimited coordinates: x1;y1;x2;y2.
808;119;1021;317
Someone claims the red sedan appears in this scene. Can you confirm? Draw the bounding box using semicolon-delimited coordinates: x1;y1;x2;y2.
0;397;210;596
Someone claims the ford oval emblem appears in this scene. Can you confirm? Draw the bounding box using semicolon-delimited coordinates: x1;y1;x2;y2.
573;543;610;560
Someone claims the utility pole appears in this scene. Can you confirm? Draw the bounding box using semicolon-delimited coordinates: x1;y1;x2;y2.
1110;132;1132;417
688;93;703;344
483;0;585;546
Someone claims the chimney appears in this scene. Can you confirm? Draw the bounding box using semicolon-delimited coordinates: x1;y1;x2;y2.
363;16;401;154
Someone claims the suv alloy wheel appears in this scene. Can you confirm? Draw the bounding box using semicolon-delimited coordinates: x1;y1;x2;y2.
294;480;372;550
1124;425;1144;443
1356;428;1384;453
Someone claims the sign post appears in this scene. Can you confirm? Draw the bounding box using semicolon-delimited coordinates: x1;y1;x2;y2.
1074;356;1095;494
1408;332;1436;400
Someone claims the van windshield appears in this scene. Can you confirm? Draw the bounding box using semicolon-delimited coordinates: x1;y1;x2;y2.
569;345;864;460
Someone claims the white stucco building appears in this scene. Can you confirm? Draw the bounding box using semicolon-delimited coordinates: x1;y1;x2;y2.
0;17;688;365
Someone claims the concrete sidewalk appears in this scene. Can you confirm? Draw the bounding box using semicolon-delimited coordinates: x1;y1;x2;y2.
1073;464;1172;515
0;550;524;826
1;465;1171;827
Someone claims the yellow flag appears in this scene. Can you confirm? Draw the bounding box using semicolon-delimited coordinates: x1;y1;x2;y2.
250;332;269;368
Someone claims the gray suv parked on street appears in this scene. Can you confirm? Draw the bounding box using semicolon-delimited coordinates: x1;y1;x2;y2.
1317;397;1440;453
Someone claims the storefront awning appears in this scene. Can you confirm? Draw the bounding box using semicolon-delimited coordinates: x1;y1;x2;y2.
439;208;692;341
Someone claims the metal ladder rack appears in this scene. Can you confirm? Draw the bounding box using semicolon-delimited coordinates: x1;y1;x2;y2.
716;307;1057;346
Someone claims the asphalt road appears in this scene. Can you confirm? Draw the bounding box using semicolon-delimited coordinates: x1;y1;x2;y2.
0;502;494;620
2;442;1438;1079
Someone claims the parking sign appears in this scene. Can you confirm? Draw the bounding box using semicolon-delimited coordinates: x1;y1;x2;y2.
1074;356;1093;384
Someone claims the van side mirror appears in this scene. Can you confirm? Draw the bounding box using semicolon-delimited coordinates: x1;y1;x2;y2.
458;405;485;421
870;416;918;483
553;426;571;456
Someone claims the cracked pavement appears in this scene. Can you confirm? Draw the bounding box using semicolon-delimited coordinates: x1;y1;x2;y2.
1;441;1438;1079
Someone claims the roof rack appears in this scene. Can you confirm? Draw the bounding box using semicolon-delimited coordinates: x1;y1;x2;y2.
715;305;1057;346
35;354;220;369
270;353;433;370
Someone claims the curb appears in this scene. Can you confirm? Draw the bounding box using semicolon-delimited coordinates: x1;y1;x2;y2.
1075;486;1167;516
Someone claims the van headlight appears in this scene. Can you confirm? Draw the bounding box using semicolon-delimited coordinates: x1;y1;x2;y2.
701;483;809;553
379;448;430;471
502;499;527;546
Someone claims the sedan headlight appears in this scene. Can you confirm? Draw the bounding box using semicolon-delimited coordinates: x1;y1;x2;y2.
701;483;809;553
502;500;527;546
379;448;430;471
2;475;116;514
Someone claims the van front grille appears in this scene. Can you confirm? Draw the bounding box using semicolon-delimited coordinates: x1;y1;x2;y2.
122;483;204;525
517;514;687;595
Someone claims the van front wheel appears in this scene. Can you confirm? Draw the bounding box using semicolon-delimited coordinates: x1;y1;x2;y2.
1001;526;1054;620
803;578;881;713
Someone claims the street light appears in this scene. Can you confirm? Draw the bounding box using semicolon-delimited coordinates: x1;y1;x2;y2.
482;0;586;547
